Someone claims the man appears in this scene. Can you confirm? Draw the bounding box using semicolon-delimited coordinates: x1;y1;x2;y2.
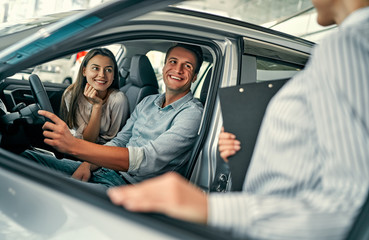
107;0;369;239
23;43;204;188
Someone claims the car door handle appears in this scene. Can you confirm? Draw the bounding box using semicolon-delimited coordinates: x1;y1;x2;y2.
23;93;34;99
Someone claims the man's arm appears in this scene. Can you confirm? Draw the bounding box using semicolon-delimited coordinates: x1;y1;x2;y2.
108;172;208;224
38;110;129;171
107;172;359;240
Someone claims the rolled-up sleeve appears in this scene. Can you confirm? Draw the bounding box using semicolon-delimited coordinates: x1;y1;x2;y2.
127;146;144;171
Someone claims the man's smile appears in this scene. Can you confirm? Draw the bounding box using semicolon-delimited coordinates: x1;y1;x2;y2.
170;75;182;81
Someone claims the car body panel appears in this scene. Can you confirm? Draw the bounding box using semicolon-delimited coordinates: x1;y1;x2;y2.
0;149;228;239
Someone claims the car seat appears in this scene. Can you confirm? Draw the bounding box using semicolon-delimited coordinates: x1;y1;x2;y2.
119;57;131;88
120;54;159;115
199;66;212;105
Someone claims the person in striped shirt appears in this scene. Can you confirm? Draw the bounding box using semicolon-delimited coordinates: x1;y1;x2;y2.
108;0;369;239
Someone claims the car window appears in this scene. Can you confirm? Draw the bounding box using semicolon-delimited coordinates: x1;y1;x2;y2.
146;50;166;94
32;53;78;85
0;11;81;37
240;55;303;84
256;57;302;82
10;44;122;85
241;37;309;84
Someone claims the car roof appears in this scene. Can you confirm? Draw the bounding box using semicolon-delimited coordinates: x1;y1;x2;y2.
0;3;313;79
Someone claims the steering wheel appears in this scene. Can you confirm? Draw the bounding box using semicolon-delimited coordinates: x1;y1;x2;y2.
28;74;66;158
0;98;7;116
29;74;54;114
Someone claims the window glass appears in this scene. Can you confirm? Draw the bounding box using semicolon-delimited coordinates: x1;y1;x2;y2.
9;44;122;85
257;58;302;82
146;50;166;94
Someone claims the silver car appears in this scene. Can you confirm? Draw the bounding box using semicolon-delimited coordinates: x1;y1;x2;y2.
0;0;367;239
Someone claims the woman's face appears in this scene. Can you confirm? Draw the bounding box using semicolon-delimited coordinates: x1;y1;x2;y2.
83;54;115;93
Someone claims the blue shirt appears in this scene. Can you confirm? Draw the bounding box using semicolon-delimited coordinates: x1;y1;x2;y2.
209;7;369;239
106;92;203;183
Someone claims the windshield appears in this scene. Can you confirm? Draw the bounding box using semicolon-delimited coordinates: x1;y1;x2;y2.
0;11;81;37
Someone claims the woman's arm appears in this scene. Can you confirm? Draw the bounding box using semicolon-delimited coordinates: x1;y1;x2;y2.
82;83;104;142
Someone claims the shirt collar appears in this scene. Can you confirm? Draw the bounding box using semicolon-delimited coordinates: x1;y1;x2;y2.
341;6;369;29
154;92;194;110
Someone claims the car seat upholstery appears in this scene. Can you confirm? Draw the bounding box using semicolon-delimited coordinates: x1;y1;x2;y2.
120;54;159;115
199;66;212;105
119;57;131;88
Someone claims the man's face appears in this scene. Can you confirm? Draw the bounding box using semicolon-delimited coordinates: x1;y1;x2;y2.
162;47;198;95
312;0;337;26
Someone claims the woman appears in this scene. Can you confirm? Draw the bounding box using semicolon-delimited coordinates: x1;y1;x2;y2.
60;48;129;144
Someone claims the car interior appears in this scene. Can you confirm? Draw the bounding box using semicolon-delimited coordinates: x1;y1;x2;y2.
0;38;215;181
119;54;159;116
0;32;314;192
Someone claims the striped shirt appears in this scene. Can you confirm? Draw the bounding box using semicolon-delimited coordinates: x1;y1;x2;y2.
208;7;369;240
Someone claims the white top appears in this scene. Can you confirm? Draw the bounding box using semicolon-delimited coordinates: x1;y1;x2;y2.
64;89;129;144
208;7;369;240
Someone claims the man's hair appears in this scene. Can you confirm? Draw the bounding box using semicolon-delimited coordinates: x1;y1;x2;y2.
165;43;204;74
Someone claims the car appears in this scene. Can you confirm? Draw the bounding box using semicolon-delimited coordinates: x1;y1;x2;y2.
31;52;79;85
0;0;367;239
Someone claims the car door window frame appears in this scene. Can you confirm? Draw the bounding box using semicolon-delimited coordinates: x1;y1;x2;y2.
240;37;309;84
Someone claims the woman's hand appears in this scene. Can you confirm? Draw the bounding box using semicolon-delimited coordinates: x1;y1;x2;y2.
84;83;103;105
72;162;92;182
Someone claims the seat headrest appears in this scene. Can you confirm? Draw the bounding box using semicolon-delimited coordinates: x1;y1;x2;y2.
119;57;131;88
119;57;131;79
129;55;158;88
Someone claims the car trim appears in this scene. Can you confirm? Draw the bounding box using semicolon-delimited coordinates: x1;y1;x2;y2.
243;37;310;66
164;6;315;48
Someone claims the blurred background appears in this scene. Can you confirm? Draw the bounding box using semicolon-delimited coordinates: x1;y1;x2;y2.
0;0;104;22
0;0;335;43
